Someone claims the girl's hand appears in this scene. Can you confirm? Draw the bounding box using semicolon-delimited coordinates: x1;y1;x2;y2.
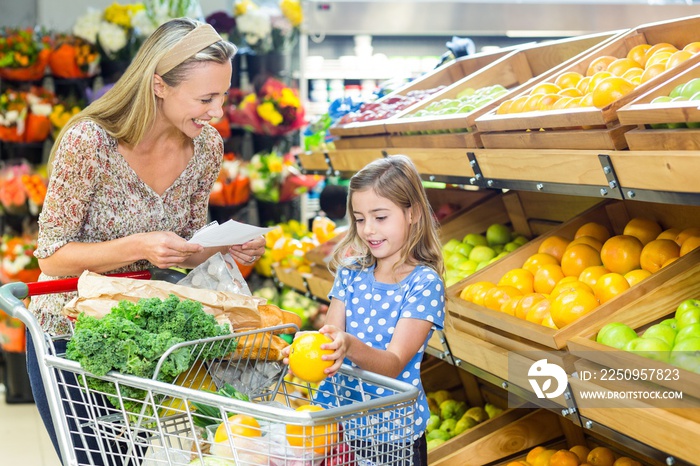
319;325;349;378
143;231;203;269
228;235;266;265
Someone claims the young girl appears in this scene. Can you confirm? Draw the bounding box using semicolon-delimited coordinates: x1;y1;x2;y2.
292;155;445;465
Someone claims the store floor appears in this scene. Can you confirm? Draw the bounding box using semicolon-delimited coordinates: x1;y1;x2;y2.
0;385;62;465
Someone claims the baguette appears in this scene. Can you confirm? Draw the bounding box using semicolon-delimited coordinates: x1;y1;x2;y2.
258;303;302;334
229;332;289;361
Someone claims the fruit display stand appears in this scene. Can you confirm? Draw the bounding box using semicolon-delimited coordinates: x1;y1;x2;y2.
565;249;700;464
385;31;621;150
617;59;700;150
475;14;700;151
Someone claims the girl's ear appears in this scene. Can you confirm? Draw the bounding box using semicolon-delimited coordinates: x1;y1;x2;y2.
409;206;421;224
153;74;166;98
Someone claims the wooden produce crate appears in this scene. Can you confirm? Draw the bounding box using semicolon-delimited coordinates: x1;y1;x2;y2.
567;247;700;401
385;31;621;149
446;199;700;354
475;14;700;150
328;46;516;140
618;59;700;150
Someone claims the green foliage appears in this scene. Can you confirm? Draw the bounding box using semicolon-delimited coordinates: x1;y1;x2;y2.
190;383;250;431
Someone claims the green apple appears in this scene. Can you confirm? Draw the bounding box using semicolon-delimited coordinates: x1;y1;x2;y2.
596;322;638;349
446;252;470;269
677;307;700;330
486;223;512;246
456;88;476;99
454;242;474;258
476;260;491;271
669;83;685;98
660;318;678;330
675;323;700;343
442;238;462;254
457;259;478;273
651;95;673;104
675;299;700;320
512;235;529;246
469;245;497;263
642;323;677;348
681;78;700;99
670;337;700;373
624;337;671;362
504;241;520;252
492;244;504;254
463;233;488;246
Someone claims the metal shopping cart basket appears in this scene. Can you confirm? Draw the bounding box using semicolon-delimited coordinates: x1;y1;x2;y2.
0;273;419;466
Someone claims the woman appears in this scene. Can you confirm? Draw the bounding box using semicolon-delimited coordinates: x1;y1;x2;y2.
27;18;264;465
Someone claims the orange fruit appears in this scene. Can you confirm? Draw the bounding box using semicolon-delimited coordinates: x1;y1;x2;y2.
459;281;495;302
587;446;617;466
577;76;592;93
645;50;674;68
525;298;552;325
551;279;593;299
591;77;636;109
657;228;681;240
570;445;592;463
538;93;564;111
666;50;694;70
606;58;642;77
288;332;334;383
526;446;548;464
286;404;338;455
600;235;643;274
552;96;574;110
550;449;583;466
312;217;336;243
561;243;603;277
522;252;559;276
579;265;610;289
681;236;700;256
662;257;679;268
523;94;546;112
498;268;535;294
558;87;584;97
538;235;571;263
613;458;642;466
496;99;514;115
530;82;562;95
575;222;611;243
586;55;617;76
623;217;663;245
541;311;558;329
627;44;652;67
640;63;667;83
214;414;262;443
501;296;523;316
683;41;700;53
567;235;603;252
515;292;547;320
675;227;700;246
533;450;558;466
645;42;678;60
594;272;630;304
580;92;595;108
472;282;497;307
508;95;531;113
621;67;643;83
555;71;584;90
639;238;680;273
550;289;599;328
563;97;583;109
624;268;652;286
483;285;523;311
534;263;566;295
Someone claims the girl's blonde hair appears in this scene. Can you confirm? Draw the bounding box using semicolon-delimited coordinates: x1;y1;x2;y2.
49;17;237;164
330;155;445;278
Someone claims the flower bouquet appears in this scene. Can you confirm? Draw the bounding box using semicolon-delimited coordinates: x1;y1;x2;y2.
232;0;302;55
0;233;41;285
48;34;100;79
0;27;52;81
0;87;55;144
228;77;306;137
248;149;321;204
49;95;84;138
0;160;48;217
209;153;250;207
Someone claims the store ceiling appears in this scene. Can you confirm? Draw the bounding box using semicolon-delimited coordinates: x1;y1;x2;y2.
304;1;700;37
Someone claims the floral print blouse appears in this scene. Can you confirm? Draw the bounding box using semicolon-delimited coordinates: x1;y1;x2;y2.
29;120;223;336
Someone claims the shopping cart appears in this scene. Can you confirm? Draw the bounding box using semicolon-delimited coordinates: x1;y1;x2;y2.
0;273;419;466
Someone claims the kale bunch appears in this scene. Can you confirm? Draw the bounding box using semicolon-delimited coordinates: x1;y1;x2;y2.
65;295;233;413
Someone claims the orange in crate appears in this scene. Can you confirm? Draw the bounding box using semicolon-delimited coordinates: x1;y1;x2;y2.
312;216;336;244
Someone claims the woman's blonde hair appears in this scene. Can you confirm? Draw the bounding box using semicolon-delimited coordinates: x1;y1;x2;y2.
330;155;445;278
49;17;237;162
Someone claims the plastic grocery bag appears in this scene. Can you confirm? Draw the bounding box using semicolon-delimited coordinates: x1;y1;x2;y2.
178;252;252;296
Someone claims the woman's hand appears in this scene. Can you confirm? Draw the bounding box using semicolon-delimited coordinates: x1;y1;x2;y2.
228;235;266;265
143;231;204;269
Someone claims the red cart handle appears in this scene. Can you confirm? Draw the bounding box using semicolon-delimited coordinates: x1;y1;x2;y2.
25;270;153;296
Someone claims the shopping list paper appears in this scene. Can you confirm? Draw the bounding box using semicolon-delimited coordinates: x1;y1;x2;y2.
187;220;273;247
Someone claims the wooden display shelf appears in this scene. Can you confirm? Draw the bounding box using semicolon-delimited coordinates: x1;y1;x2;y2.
617;60;700;150
446;200;700;350
383;31;620;149
475;14;700;150
569;376;700;464
297;151;330;174
567;248;700;400
329;46;516;138
272;263;307;293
